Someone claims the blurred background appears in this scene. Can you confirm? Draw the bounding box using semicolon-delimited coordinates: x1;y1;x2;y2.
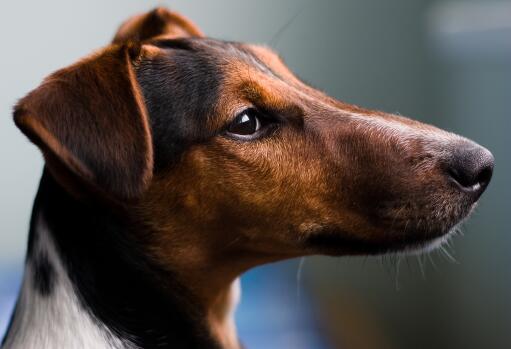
0;0;509;348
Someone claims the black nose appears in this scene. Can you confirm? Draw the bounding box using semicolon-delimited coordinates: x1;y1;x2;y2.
447;142;494;199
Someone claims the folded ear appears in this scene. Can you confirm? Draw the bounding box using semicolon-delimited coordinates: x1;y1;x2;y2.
113;7;204;44
14;44;153;201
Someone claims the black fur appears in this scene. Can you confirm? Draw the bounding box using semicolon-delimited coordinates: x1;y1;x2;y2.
23;170;221;349
32;253;55;296
137;38;224;171
4;37;271;348
137;38;279;172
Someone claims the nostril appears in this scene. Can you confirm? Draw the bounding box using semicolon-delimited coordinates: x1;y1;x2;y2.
476;164;493;188
446;144;494;195
448;167;472;188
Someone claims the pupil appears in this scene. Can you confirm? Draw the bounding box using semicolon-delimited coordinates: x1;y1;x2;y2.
230;112;257;135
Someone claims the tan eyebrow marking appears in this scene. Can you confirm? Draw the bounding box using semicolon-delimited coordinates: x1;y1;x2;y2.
239;81;304;126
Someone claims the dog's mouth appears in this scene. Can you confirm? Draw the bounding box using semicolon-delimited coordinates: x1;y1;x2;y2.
302;129;494;257
305;226;458;256
303;200;477;256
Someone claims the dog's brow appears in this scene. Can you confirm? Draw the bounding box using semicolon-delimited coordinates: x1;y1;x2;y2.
150;38;194;51
230;44;281;79
239;81;304;125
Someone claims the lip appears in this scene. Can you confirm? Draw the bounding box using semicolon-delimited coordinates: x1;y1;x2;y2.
397;230;457;255
304;226;454;256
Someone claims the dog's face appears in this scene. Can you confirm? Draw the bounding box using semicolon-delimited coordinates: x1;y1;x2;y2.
15;8;493;271
138;37;493;260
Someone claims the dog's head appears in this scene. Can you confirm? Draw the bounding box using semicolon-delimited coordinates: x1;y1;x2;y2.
15;8;493;270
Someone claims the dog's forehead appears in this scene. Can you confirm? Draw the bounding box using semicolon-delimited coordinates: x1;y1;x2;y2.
136;38;301;171
148;37;285;78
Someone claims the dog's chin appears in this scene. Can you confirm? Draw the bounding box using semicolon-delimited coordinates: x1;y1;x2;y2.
303;201;477;256
304;225;460;257
391;229;457;256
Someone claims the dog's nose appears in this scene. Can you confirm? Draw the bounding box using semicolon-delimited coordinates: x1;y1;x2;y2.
446;142;494;199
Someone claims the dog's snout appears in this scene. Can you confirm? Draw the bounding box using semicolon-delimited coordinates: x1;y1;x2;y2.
446;142;494;198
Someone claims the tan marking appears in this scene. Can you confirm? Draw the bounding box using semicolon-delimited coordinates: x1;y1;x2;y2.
16;8;481;348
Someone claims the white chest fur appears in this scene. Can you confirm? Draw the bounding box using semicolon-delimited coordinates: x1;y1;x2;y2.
1;216;135;349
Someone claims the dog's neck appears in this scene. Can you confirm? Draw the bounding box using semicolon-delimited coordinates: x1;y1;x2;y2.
2;171;241;349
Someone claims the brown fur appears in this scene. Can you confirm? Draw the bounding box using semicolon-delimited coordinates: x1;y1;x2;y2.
14;44;153;201
13;7;492;349
113;7;204;44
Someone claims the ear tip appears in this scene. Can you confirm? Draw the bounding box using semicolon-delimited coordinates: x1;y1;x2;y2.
112;7;172;45
149;6;173;19
146;7;174;29
113;7;204;44
13;86;49;131
13;102;29;128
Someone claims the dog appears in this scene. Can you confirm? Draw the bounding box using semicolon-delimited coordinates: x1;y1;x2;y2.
1;7;494;349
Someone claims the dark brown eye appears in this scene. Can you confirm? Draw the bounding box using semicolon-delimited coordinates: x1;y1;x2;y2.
227;109;261;137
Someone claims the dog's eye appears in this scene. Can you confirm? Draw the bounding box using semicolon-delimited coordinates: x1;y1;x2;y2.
227;109;262;137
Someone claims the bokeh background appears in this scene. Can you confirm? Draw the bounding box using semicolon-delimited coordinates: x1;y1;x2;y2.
0;1;509;348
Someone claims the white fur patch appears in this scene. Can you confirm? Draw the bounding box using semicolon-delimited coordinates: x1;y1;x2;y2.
2;215;136;349
222;279;241;349
227;278;241;321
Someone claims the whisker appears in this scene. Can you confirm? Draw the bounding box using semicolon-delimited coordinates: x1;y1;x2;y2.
439;245;458;264
394;256;402;291
269;3;309;47
296;257;306;306
225;235;242;247
416;254;426;280
361;255;369;270
427;252;438;270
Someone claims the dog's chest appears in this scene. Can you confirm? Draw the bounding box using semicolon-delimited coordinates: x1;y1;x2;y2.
2;217;134;349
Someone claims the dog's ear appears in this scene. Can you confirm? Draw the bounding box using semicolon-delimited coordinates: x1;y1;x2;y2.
113;7;204;44
14;44;153;201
